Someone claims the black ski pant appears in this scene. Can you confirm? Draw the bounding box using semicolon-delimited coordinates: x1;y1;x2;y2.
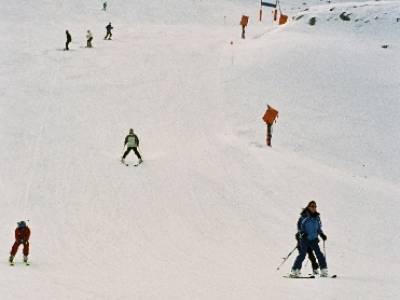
306;247;319;270
293;239;327;270
296;244;318;270
65;41;71;50
104;32;112;39
123;147;141;160
87;37;93;48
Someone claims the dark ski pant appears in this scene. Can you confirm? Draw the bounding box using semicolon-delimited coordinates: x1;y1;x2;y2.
87;37;93;48
65;41;71;50
292;239;326;270
304;247;319;270
10;241;29;256
123;147;141;160
104;32;112;39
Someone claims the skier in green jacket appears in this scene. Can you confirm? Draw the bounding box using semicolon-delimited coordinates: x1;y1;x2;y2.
121;129;142;164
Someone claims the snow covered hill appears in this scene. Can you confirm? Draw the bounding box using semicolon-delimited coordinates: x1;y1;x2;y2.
1;0;399;299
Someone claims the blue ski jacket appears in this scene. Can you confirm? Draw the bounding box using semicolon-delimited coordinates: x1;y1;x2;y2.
297;210;324;241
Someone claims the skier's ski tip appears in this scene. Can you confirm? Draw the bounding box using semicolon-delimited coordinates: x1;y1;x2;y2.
283;275;315;279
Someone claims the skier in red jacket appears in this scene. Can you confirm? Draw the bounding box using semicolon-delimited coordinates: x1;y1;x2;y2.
9;221;31;265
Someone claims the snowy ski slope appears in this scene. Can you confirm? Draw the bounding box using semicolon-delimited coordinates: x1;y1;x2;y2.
0;0;399;299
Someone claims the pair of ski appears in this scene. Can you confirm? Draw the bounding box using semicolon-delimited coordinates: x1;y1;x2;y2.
10;261;30;266
283;274;337;279
121;161;142;167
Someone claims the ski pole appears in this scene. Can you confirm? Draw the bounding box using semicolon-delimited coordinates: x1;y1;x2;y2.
276;245;298;271
323;240;326;258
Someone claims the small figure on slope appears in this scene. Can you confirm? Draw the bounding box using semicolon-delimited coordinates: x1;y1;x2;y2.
65;30;72;50
86;30;93;48
121;128;142;164
9;221;31;265
103;1;107;11
104;22;113;40
290;200;328;277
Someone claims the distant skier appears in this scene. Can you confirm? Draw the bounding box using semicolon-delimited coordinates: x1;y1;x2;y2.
9;221;31;265
104;22;113;40
103;1;107;11
65;30;72;50
290;200;328;277
121;128;142;164
86;30;93;48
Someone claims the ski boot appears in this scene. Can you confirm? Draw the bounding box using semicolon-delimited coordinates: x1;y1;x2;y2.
320;268;328;277
312;269;319;275
9;255;14;265
289;269;301;278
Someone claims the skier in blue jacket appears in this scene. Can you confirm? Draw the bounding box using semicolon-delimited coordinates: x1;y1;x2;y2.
290;200;328;277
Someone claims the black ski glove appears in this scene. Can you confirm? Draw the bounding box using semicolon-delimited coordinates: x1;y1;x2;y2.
296;232;307;240
320;233;327;241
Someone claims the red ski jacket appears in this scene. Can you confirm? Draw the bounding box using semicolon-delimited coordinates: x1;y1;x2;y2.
15;227;30;243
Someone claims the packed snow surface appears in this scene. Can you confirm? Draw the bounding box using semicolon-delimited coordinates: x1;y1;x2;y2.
1;0;399;299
